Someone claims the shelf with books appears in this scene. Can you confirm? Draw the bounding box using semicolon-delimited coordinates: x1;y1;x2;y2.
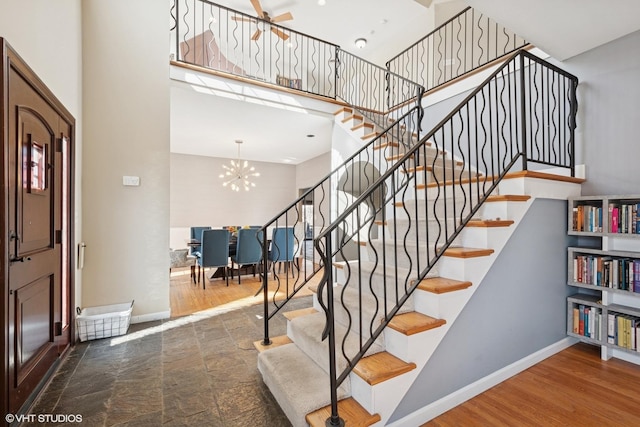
567;294;603;345
568;247;640;294
605;305;640;354
567;195;640;364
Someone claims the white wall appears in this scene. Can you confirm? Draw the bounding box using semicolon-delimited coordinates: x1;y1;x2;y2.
296;152;331;190
557;30;640;195
0;0;83;306
170;152;297;228
82;0;170;321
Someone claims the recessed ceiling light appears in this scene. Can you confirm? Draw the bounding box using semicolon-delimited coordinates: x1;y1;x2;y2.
318;0;326;5
355;38;367;49
306;134;315;138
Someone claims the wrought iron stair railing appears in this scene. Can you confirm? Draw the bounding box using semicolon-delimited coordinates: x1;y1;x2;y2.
256;105;423;345
315;49;578;426
386;6;528;95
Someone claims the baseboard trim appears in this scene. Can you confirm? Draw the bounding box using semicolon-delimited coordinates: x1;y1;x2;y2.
387;337;577;427
130;310;170;324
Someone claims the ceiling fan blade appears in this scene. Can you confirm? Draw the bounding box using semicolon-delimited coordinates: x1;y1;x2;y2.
271;27;290;41
251;29;262;41
231;16;257;23
270;12;293;23
250;0;264;18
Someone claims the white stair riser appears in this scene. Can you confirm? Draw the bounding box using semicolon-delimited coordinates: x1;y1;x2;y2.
390;197;470;221
342;269;417;314
477;200;527;220
414;288;473;322
458;226;513;249
436;255;493;282
381;218;457;242
316;285;391;338
366;241;435;271
384;326;447;366
351;367;417;417
498;176;582;199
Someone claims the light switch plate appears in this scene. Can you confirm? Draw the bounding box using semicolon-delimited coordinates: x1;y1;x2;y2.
123;175;140;186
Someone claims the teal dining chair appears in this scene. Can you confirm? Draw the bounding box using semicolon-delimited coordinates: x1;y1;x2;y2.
197;229;230;288
268;227;295;279
190;226;211;258
230;228;263;284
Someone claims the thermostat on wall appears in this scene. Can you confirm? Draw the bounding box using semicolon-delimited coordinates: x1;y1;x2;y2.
122;175;140;186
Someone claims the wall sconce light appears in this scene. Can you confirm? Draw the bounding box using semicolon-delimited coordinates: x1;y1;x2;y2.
355;38;367;49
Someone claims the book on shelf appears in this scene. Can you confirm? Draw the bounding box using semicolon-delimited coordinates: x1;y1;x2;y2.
276;75;302;90
608;312;616;344
635;260;640;293
573;307;579;334
573;205;603;232
607;202;640;234
579;304;585;336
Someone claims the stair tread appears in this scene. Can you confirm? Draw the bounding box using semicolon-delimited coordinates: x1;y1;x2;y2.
342;113;363;123
417;277;472;294
362;132;381;140
253;335;292;353
387;311;446;336
486;194;531;202
306;397;380;427
353;351;416;385
373;141;399;150
443;246;494;258
351;122;374;131
467;219;514;227
386;153;414;161
283;307;318;321
423;170;585;188
333;107;353;116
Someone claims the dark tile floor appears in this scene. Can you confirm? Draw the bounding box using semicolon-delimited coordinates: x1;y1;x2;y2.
25;297;314;426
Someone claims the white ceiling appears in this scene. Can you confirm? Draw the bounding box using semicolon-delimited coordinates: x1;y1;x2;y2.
170;78;335;164
465;0;640;61
171;0;640;164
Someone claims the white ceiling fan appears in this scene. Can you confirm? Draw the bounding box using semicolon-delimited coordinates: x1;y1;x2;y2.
231;0;294;41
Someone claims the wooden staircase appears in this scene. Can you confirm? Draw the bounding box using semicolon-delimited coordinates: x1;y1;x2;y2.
255;104;584;426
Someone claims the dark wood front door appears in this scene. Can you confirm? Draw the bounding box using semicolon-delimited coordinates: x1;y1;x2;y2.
2;40;74;415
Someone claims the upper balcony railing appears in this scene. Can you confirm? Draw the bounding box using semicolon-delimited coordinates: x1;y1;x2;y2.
171;0;339;98
386;6;528;94
170;0;424;128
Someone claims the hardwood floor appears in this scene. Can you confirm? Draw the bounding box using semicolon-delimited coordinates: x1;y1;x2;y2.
169;264;319;318
424;343;640;426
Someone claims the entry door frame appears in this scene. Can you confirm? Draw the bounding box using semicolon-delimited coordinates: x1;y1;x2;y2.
0;38;76;418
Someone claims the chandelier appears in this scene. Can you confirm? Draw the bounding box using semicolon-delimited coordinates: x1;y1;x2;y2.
219;140;260;191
